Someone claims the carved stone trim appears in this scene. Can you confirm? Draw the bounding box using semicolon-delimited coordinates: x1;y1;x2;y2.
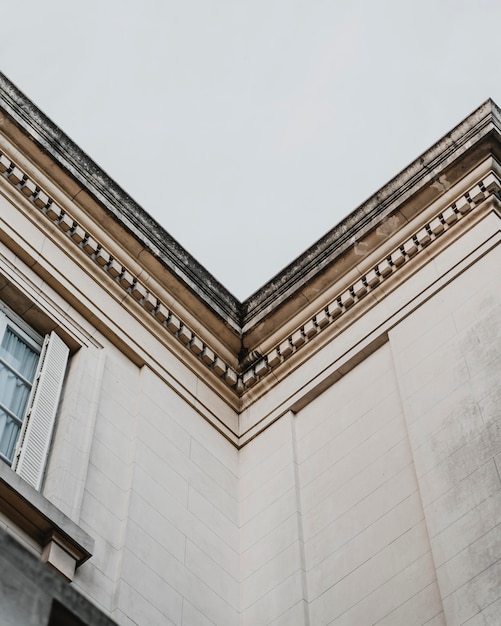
1;147;499;395
0;149;239;389
240;173;501;388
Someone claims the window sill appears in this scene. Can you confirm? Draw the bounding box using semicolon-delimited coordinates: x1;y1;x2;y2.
0;462;94;581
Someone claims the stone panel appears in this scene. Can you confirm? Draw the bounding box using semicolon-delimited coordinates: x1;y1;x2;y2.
296;344;442;625
240;414;307;625
389;244;501;625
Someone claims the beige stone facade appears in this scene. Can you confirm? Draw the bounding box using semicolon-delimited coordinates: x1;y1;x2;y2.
0;72;501;625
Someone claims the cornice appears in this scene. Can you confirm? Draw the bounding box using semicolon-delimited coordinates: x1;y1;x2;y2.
2;72;501;335
238;170;501;396
0;147;241;393
0;72;241;332
1;139;499;402
1;72;501;402
241;98;501;327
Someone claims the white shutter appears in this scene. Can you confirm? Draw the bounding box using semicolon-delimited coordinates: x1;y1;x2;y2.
13;331;69;490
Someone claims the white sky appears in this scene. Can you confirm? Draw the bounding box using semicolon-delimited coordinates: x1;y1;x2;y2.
0;0;499;299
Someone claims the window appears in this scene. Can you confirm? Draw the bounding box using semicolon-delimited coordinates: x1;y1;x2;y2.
0;304;69;490
48;600;87;626
0;317;41;465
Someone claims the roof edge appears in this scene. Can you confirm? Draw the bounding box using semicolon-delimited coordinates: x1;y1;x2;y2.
241;98;501;324
2;72;500;338
0;72;241;328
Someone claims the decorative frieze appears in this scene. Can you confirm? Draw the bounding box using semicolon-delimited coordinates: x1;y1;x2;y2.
1;147;499;395
0;149;238;389
239;172;500;388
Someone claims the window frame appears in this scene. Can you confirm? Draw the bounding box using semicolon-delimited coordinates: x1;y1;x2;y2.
0;301;69;490
0;307;42;466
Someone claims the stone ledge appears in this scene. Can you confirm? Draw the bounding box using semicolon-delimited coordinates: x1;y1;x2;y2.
0;526;115;625
0;462;93;581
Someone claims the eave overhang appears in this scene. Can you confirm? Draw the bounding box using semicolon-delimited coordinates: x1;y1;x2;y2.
241;98;501;337
1;71;501;402
0;72;241;334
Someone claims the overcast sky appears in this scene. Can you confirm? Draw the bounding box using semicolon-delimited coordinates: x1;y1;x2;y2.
1;1;499;299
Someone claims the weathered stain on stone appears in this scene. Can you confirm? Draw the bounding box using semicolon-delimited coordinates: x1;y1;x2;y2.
1;69;501;358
